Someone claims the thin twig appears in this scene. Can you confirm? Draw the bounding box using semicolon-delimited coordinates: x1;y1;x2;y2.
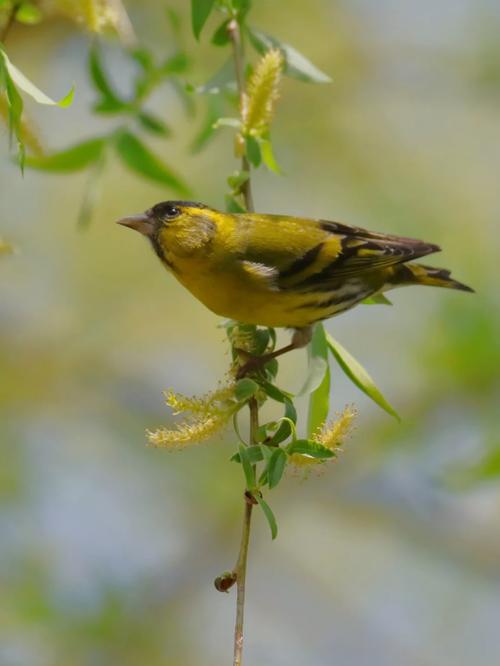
228;16;257;666
228;17;254;212
232;398;258;666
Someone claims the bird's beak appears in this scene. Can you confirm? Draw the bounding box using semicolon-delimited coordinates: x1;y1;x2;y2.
116;213;154;237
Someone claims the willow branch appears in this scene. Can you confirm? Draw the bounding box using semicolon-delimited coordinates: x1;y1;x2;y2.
228;17;258;666
228;17;254;213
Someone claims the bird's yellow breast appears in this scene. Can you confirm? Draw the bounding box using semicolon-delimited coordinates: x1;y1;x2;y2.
160;213;343;328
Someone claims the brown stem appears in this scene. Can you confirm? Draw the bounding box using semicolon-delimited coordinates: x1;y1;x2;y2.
232;397;259;666
228;17;254;213
227;15;258;666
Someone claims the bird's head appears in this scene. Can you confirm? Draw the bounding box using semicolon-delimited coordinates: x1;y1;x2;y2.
117;201;218;259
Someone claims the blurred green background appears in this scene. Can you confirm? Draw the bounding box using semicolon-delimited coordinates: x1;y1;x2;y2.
1;1;500;664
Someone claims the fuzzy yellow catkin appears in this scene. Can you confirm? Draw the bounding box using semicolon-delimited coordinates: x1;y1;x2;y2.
242;48;284;137
290;405;357;468
0;95;44;157
147;383;236;449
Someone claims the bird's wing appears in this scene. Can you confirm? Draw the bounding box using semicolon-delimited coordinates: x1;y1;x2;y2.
234;214;440;292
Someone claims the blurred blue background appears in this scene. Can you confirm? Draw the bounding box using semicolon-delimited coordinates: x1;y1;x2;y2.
1;1;499;664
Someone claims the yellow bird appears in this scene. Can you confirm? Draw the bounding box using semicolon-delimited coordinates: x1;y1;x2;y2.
117;201;472;372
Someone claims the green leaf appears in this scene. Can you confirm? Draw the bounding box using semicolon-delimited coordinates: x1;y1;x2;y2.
137;112;172;136
272;403;297;445
114;130;189;195
326;332;400;420
247;28;331;84
256;495;278;539
362;293;393;305
235;377;259;402
89;46;126;112
225;194;246;213
191;0;216;40
231;445;264;464
227;170;250;191
288;439;335;459
298;325;328;397
267;448;287;489
239;445;256;489
305;324;331;436
0;52;24;169
211;19;231;46
24;138;106;172
15;2;43;24
1;48;74;106
260;137;281;174
245;135;261;167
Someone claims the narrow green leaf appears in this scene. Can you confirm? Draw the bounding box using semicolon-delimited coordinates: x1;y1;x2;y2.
211;19;231;46
235;377;259;402
227;170;249;190
1;48;74;106
89;46;125;111
239;445;256;489
298;325;328;397
288;439;335;459
256;495;278;539
24;138;106;172
260;137;281;174
114;130;189;195
191;0;216;40
267;448;287;489
305;324;331;436
137;112;172;136
245;135;261;167
247;28;331;84
259;380;292;404
272;401;297;445
225;194;246;213
326;332;400;420
231;445;264;464
15;2;43;24
1;54;24;168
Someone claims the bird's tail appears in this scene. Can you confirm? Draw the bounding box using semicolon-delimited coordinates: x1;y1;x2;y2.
388;263;474;292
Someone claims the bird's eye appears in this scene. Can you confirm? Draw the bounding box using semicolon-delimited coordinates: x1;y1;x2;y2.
164;205;180;219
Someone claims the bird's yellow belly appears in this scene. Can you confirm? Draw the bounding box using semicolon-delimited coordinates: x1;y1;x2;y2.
172;261;316;328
